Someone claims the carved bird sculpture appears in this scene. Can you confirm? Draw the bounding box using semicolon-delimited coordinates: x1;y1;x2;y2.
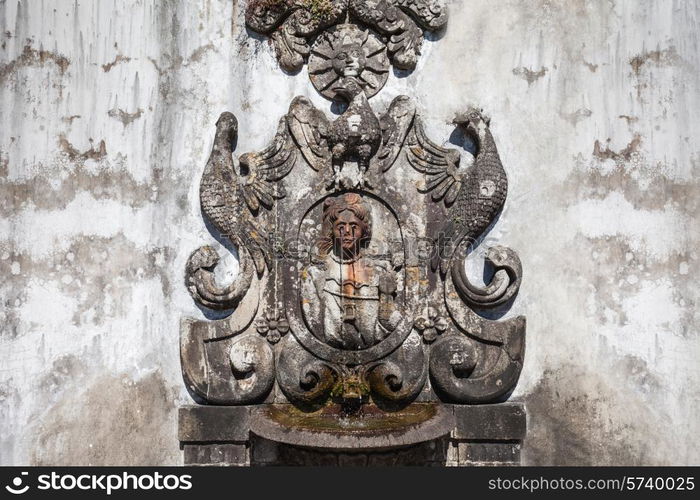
329;78;382;182
406;108;508;275
199;111;297;276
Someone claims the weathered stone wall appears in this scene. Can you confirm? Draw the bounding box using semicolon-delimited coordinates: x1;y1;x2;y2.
1;0;698;465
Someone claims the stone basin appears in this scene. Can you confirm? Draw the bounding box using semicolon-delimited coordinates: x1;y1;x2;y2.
250;403;455;451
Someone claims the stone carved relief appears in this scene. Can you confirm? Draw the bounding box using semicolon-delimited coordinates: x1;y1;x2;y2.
181;1;525;413
245;0;448;76
309;24;390;100
301;193;402;350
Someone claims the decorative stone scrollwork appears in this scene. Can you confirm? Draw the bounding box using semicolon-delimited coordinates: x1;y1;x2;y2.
181;321;275;404
245;0;448;90
434;240;526;403
276;334;339;407
309;24;389;100
429;320;525;403
185;245;253;310
182;1;527;416
364;331;427;406
452;245;522;308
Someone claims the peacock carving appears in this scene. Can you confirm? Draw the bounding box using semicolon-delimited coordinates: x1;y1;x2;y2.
181;1;525;411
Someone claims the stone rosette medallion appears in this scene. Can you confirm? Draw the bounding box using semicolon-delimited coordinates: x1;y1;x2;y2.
179;0;527;465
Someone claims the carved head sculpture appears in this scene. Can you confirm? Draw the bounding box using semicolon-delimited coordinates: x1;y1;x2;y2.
332;32;367;78
245;0;449;82
229;335;260;376
309;24;389;100
317;193;372;259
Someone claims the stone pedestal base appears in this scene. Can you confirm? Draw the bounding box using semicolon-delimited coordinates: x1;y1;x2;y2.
179;403;526;466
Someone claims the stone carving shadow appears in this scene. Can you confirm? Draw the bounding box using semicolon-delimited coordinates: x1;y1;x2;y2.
195;217;243;321
244;26;305;76
392;67;413;79
425;26;448;43
448;125;478;156
263;438;449;466
330;100;348;116
463;213;520;321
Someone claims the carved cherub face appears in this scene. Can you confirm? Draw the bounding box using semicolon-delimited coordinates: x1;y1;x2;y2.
308;24;389;100
333;209;363;255
333;43;366;78
229;336;259;375
317;193;371;258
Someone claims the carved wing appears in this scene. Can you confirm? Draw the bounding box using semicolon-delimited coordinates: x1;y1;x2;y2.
405;118;463;205
200;111;296;276
440;110;508;275
239;117;297;212
287;96;332;172
406;110;508;275
373;95;416;173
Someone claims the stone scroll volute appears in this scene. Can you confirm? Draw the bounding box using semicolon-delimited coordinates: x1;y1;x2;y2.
180;0;525;411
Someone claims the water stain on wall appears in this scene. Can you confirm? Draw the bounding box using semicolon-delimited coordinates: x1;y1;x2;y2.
523;362;673;465
31;370;179;465
0;41;70;83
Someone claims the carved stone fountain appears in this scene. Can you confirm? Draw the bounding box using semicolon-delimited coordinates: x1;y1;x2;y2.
179;0;526;466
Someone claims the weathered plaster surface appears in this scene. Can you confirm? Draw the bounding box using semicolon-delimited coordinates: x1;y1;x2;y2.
0;0;698;465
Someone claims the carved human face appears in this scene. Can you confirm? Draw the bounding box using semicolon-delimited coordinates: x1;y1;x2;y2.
333;209;363;256
333;43;366;77
229;337;258;375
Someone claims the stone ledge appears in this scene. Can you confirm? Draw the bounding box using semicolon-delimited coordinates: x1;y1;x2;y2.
449;402;526;441
178;405;252;442
179;403;527;465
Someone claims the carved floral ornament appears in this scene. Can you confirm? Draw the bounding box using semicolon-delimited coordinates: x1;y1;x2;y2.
246;0;448;77
180;0;526;411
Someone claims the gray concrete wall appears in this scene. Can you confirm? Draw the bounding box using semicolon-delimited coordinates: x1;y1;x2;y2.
1;0;698;465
